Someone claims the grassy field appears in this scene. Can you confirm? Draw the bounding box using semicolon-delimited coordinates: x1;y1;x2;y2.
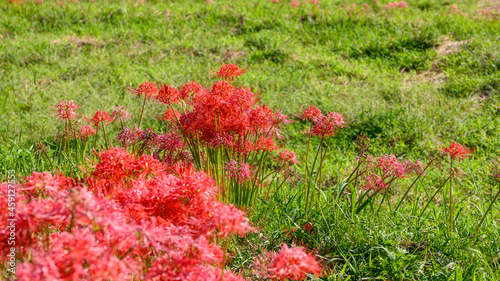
2;0;500;279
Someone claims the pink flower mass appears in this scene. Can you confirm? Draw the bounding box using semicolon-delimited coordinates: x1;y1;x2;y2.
55;100;78;120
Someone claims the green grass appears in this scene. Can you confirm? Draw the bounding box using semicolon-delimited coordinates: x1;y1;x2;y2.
2;0;500;279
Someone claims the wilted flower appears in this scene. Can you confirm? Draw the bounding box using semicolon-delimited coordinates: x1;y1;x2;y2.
110;106;131;121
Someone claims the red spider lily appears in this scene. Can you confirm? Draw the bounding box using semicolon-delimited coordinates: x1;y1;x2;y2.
157;84;180;104
55;99;78;120
363;174;388;190
110;106;131;121
215;64;246;81
159;109;180;122
254;136;278;152
89;147;162;195
278;149;297;165
301;105;322;122
4;166;254;281
91;110;113;127
225;160;252;183
310;112;345;138
255;243;322;280
134;81;158;98
78;125;96;140
179;81;204;99
302;222;314;234
441;142;473;162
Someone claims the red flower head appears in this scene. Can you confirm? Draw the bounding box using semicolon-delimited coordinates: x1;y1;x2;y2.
134;81;158;98
157;84;180;104
255;243;322;280
310;112;345;138
159;109;180;122
290;0;300;7
92;111;113;127
278;149;297;165
180;81;204;99
55;100;78;120
79;125;96;140
441;142;473;162
215;64;246;81
301;105;322;123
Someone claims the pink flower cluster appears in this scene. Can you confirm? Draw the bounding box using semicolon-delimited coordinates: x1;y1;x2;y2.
382;1;408;9
225;159;252;183
301;105;346;138
361;154;423;191
54;100;78;120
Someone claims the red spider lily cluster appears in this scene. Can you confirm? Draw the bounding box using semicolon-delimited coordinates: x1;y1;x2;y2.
441;141;473;162
54;100;78;120
1;152;321;280
14;63;476;279
1;64;329;280
254;243;322;280
360;154;424;191
225;159;252;183
301;105;345;139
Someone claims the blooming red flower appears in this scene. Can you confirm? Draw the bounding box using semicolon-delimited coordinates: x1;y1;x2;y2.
55;100;78;120
91;110;113;127
157;84;180;104
278;149;297;165
364;174;388;190
441;142;473;162
290;0;300;7
135;81;158;98
180;81;204;99
79;125;96;140
254;136;277;152
215;64;245;81
160;109;180;122
301;105;322;122
255;244;322;280
310;112;345;138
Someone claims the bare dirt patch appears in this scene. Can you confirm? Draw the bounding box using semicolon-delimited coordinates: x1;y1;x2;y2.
477;0;500;12
435;37;466;57
220;49;246;63
51;35;107;47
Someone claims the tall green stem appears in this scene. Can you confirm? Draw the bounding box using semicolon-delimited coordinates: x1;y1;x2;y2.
474;184;500;235
449;156;454;234
138;95;147;129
